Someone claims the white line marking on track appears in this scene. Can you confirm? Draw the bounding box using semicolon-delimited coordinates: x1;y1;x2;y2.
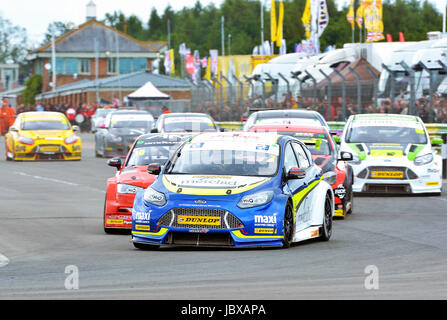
14;171;105;193
0;253;9;268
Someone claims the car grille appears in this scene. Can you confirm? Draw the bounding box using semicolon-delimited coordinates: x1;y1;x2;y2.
363;184;411;194
158;208;244;230
165;232;234;247
357;166;418;180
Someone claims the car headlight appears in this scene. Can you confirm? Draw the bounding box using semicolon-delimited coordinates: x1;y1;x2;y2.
108;134;122;143
18;136;34;145
65;135;79;145
237;190;274;209
323;171;337;185
117;184;144;194
414;153;433;166
143;187;166;206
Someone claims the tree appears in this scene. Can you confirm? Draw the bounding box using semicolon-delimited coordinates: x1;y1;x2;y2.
0;15;29;64
22;75;42;105
42;21;75;46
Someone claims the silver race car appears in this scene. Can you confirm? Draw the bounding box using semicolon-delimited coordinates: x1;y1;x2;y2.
95;110;154;158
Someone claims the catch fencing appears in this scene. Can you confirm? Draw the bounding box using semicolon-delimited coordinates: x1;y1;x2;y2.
187;60;447;123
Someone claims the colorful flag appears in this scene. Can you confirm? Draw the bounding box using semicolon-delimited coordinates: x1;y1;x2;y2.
276;0;284;47
317;0;329;37
271;0;277;44
169;49;175;75
302;0;311;39
347;0;355;29
356;0;364;29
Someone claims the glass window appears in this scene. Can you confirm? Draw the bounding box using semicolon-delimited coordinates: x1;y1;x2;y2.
133;58;147;71
55;58;65;74
284;143;299;173
64;58;78;75
107;58;117;74
292;143;311;169
79;59;90;74
119;58;132;74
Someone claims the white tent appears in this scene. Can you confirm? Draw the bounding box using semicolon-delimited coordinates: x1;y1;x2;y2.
127;81;170;100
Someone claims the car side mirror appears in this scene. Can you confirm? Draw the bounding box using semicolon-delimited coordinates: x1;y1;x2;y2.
98;123;107;129
339;151;353;161
148;163;161;175
72;125;80;132
107;157;122;170
431;137;443;146
287;167;306;180
151;128;158;133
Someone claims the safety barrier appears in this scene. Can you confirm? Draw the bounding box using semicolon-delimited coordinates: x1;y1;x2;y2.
217;121;447;139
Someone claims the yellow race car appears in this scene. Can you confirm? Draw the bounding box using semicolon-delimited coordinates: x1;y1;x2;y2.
4;112;82;161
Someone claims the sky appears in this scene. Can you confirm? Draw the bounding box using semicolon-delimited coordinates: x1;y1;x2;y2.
0;0;446;47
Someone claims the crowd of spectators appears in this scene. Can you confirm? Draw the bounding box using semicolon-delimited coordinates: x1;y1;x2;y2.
191;91;447;123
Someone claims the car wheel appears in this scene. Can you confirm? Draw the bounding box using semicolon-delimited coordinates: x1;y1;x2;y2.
346;187;354;214
103;195;114;234
320;193;333;242
282;203;294;248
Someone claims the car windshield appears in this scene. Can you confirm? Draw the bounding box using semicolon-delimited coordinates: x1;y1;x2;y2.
127;144;179;166
347;125;427;144
21;119;70;130
164;118;216;132
279;132;331;155
111;119;153;130
167;147;279;176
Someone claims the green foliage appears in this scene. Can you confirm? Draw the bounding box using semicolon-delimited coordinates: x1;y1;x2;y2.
100;0;442;56
22;75;42;105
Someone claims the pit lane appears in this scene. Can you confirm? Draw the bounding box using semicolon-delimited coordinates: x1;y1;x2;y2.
0;133;446;299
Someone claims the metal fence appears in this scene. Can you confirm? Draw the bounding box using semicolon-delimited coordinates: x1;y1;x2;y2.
187;61;447;124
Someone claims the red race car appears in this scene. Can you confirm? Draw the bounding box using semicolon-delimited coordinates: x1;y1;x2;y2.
250;124;354;219
104;133;188;233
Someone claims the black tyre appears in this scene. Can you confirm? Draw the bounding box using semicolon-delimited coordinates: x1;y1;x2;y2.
103;194;114;234
282;203;294;248
320;194;333;241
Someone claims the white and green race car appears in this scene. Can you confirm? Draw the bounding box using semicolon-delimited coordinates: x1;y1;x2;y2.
339;114;443;195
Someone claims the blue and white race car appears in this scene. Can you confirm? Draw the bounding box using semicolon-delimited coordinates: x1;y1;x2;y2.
131;132;335;249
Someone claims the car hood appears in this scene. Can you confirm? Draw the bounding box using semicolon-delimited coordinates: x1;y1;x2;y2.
118;166;157;188
162;174;272;196
346;142;428;161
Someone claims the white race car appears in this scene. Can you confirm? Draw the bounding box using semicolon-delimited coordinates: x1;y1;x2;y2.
339;114;442;195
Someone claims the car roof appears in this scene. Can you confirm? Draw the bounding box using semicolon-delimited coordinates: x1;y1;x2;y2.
250;124;326;134
254;109;321;118
136;133;192;144
191;132;282;145
352;113;420;122
21;112;66;119
162;112;212;118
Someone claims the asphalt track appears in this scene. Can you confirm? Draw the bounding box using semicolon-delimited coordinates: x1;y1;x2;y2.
0;133;447;300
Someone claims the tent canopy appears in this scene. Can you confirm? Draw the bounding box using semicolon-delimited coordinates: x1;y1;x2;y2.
127;81;170;100
316;58;380;89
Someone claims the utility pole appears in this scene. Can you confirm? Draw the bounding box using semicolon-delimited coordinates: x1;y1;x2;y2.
167;19;171;50
51;33;56;92
221;16;225;56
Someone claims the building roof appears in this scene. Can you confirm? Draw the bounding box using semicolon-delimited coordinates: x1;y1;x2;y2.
31;19;158;55
35;70;190;99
